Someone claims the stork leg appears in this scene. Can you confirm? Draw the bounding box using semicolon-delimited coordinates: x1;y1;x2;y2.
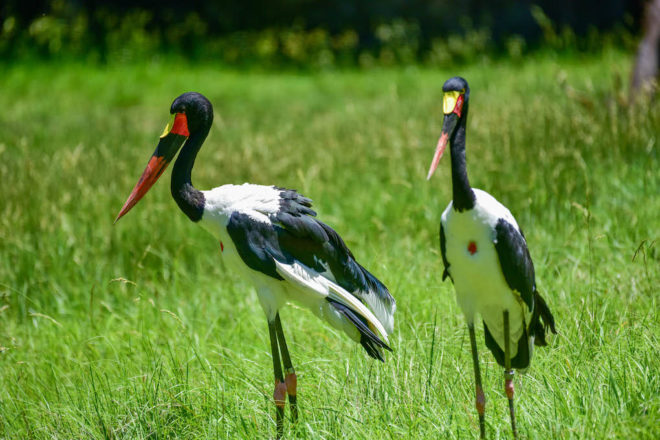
275;313;298;422
268;320;287;439
503;310;518;439
468;323;486;439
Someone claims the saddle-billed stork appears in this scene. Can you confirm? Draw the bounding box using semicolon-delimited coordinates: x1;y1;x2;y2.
115;92;396;438
427;77;556;438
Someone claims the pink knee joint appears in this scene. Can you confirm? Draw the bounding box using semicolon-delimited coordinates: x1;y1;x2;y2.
504;370;515;399
274;381;287;408
285;372;297;396
505;379;514;400
476;385;486;414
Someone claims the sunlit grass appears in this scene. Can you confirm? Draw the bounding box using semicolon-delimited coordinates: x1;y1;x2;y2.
0;50;658;439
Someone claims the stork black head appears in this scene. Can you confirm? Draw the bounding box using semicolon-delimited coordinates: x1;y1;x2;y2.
426;76;470;180
170;92;214;135
114;92;213;223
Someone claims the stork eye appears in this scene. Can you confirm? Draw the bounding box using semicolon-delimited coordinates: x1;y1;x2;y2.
443;91;461;114
160;114;176;138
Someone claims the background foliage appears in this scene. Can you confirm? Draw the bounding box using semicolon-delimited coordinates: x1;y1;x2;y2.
1;0;645;66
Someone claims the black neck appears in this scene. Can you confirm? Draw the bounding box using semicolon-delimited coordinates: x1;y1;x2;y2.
171;130;206;222
450;105;476;212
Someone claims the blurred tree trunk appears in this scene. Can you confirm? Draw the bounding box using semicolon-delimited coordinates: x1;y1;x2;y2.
631;0;660;99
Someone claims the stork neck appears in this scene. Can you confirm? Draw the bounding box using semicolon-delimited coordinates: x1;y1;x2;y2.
171;129;206;222
449;114;476;212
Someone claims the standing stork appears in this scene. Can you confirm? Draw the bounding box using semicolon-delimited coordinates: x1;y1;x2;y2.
426;77;556;438
115;92;396;438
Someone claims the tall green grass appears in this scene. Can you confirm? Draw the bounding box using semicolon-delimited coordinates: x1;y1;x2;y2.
0;50;658;439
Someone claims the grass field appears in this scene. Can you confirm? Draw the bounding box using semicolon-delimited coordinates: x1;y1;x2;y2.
0;49;658;439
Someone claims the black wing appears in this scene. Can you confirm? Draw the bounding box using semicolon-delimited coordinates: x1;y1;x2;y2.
485;218;557;368
227;189;391;300
439;222;452;282
226;211;285;280
225;188;324;281
274;189;391;305
226;188;394;360
493;218;535;311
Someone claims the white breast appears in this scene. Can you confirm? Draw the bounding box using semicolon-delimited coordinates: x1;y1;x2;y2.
197;183;285;299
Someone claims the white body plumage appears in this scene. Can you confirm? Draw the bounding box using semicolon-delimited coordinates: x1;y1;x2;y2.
442;189;531;358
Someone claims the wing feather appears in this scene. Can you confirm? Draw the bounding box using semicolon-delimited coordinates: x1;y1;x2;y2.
494;218;535;311
272;190;395;334
439;222;452;282
273;259;389;344
226;188;395;335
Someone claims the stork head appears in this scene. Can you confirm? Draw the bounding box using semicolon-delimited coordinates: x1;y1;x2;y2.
426;76;470;180
170;92;213;135
114;92;213;223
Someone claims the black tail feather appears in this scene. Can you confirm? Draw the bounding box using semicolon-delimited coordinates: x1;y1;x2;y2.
360;338;385;362
484;320;531;369
531;290;557;347
327;299;391;362
482;292;556;370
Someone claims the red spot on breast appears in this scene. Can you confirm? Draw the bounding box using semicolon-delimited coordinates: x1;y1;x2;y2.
467;241;477;255
220;240;224;252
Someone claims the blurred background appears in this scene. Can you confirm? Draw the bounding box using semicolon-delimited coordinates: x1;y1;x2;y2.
0;1;651;69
